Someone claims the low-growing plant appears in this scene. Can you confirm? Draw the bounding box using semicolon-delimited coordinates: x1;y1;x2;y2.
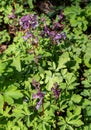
0;0;91;130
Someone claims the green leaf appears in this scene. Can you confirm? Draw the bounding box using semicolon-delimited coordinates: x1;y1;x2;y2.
84;53;91;68
15;4;23;14
0;61;8;73
45;72;62;90
81;90;91;97
12;105;25;119
64;72;78;90
74;106;81;116
82;99;91;108
71;94;82;103
59;125;66;130
64;6;81;17
67;119;84;127
58;52;70;69
0;30;10;43
84;43;91;68
4;85;23;99
67;125;74;130
12;56;21;72
0;94;4;114
58;116;66;125
28;0;34;9
3;106;11;117
4;95;14;105
86;106;91;116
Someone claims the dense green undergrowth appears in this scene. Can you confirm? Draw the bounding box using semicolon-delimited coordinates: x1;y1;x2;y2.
0;0;91;129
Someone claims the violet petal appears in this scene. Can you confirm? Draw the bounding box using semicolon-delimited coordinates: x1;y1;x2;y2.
36;98;43;110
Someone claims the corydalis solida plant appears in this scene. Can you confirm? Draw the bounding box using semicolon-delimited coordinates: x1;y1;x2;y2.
32;80;61;110
51;82;61;99
19;12;66;45
40;21;66;44
32;80;45;110
19;14;38;29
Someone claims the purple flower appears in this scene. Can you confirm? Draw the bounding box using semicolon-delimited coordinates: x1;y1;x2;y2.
32;79;40;90
19;14;38;29
54;33;62;40
32;79;45;110
44;26;50;35
32;37;38;45
49;31;56;37
51;82;61;99
30;15;38;29
8;10;16;19
41;26;50;37
19;15;31;29
32;89;45;110
36;98;43;110
50;32;62;43
52;22;62;30
32;91;45;99
49;31;62;40
23;32;33;40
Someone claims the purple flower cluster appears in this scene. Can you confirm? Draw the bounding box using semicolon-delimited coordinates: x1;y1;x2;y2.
41;26;50;37
41;20;66;44
19;12;66;44
49;31;62;43
32;80;61;110
41;27;66;43
32;92;45;110
19;14;39;44
19;14;38;30
51;82;61;99
32;80;45;110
